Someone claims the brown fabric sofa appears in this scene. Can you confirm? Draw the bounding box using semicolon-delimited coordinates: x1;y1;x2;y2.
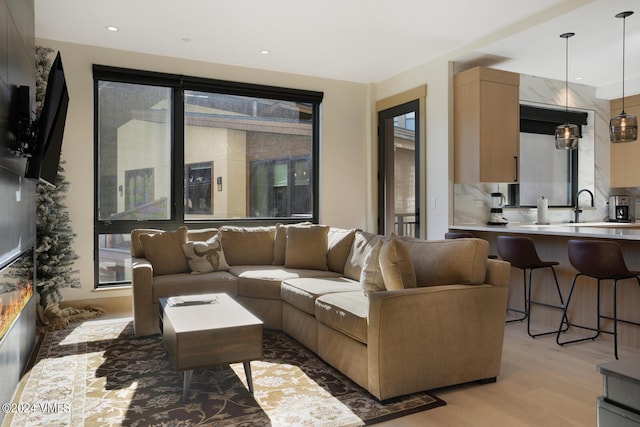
130;224;510;400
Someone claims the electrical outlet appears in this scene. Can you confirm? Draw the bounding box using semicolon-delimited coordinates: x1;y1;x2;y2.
474;200;483;208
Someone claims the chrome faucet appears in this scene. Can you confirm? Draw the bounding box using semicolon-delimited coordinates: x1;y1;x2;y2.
573;188;594;223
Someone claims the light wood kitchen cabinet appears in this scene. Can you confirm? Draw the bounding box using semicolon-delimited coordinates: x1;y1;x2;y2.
610;93;640;188
454;66;520;183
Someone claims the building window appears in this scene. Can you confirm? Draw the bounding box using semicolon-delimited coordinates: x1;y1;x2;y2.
93;66;323;287
185;162;213;215
250;157;311;218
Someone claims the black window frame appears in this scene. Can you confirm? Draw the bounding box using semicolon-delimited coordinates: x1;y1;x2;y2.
93;65;323;288
507;104;585;208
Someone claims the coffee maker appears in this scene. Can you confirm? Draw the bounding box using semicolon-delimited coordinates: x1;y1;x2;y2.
609;195;630;222
488;192;508;225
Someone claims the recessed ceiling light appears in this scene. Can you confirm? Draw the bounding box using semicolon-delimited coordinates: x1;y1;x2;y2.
106;26;119;32
574;76;584;81
260;50;270;55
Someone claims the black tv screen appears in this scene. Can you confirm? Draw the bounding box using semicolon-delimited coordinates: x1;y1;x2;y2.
25;52;69;187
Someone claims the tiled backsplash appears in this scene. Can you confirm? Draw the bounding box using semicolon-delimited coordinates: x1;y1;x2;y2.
454;73;618;225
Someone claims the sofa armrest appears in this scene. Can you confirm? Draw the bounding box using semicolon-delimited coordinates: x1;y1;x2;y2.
131;257;157;337
485;258;510;287
367;283;508;400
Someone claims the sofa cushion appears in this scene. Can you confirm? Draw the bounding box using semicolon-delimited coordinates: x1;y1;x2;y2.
285;225;330;271
343;231;384;281
315;291;369;344
220;226;276;265
181;234;229;274
400;237;489;286
151;271;238;302
229;266;342;300
327;228;357;273
379;234;417;290
272;222;312;265
281;277;361;315
360;240;385;295
139;226;189;276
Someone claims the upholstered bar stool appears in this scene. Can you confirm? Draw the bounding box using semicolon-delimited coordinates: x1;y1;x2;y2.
496;235;566;338
557;239;640;359
444;231;474;239
445;231;498;259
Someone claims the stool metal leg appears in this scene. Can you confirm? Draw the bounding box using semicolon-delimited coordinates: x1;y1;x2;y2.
613;280;618;360
527;265;567;338
551;266;570;334
557;277;605;347
506;268;528;323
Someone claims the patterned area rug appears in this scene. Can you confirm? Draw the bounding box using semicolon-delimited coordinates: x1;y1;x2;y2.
4;318;445;426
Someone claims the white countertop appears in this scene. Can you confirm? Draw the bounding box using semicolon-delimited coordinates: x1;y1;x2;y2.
449;222;640;240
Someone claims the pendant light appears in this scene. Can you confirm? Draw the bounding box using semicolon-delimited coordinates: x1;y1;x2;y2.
555;32;580;150
610;11;637;143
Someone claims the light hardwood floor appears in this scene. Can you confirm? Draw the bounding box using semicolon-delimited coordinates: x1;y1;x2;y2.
87;309;635;426
380;320;638;427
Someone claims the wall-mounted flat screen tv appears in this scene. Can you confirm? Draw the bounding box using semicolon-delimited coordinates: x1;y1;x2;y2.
24;52;69;187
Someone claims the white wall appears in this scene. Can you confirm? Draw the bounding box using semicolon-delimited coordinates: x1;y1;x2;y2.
374;57;452;240
37;38;371;302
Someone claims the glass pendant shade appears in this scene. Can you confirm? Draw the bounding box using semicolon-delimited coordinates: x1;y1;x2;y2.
556;32;579;150
610;11;637;143
610;112;638;142
555;123;580;149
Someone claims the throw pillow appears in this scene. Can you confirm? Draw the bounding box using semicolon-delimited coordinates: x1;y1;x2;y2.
379;234;417;290
219;226;276;265
284;225;330;270
272;222;312;265
327;228;356;273
181;234;230;274
139;226;189;276
360;240;385;295
343;231;384;281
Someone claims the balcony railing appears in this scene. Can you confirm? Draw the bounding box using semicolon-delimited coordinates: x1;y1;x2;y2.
394;213;418;237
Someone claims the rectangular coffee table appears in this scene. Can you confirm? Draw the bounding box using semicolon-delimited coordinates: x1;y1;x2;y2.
159;293;264;402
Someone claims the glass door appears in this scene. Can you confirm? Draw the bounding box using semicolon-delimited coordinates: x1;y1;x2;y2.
378;100;420;237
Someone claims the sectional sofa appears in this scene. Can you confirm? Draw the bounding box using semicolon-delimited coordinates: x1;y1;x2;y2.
130;224;510;400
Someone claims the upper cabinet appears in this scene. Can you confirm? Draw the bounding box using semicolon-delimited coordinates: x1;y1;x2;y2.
610;94;640;188
454;66;520;183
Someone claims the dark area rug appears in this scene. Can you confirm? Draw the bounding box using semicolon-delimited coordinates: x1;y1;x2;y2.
4;319;445;426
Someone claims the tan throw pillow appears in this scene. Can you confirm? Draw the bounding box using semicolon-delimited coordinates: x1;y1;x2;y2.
344;231;384;281
327;228;356;273
220;226;276;265
273;222;313;265
284;225;330;270
379;234;417;290
399;237;489;286
181;234;229;274
361;240;385;295
139;226;189;276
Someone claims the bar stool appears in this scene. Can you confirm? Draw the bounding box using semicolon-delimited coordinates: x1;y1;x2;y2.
445;231;498;258
444;231;474;239
497;235;567;338
556;239;640;359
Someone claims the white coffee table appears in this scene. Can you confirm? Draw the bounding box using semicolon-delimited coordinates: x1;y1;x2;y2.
159;293;264;402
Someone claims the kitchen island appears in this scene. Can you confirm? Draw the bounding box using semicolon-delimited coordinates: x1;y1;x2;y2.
449;223;640;351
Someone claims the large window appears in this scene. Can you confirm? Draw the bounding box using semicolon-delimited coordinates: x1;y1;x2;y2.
94;67;322;287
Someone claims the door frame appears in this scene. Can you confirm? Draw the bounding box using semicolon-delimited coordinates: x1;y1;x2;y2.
376;85;426;237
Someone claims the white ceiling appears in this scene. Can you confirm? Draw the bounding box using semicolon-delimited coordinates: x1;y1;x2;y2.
34;0;639;100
